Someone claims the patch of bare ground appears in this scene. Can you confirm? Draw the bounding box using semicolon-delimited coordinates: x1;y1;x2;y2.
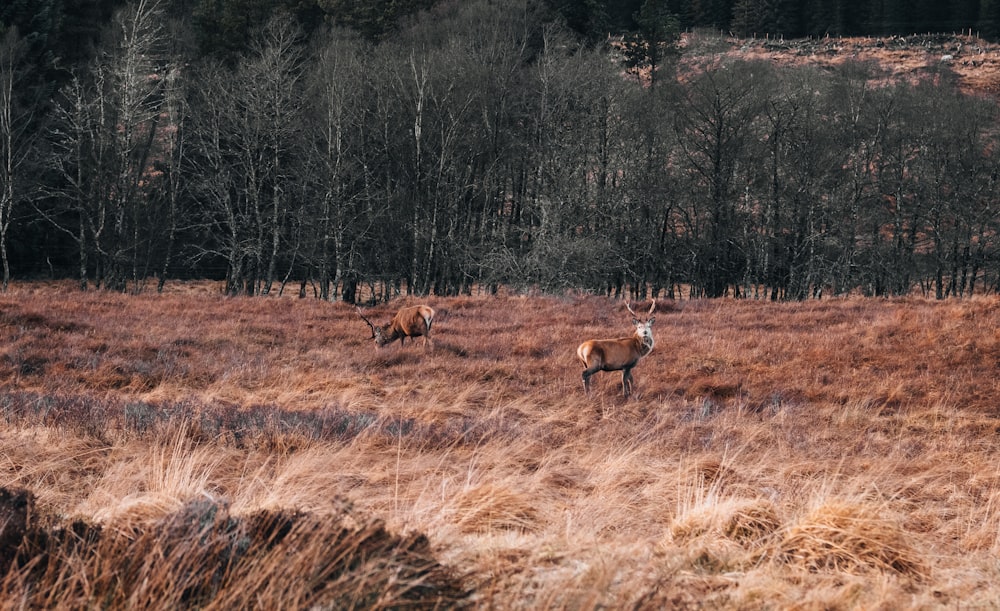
0;282;999;607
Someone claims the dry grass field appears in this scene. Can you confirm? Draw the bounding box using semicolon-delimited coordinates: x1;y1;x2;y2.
0;281;999;608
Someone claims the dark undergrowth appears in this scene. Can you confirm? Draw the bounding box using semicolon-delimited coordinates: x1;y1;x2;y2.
0;486;470;610
0;390;536;452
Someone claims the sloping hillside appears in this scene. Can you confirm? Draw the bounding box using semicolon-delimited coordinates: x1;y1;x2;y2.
682;31;1000;95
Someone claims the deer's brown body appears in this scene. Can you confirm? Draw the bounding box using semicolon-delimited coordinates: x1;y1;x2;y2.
577;300;656;397
358;305;435;348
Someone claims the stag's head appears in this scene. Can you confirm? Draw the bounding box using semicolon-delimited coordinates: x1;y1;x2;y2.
357;308;391;347
626;299;656;342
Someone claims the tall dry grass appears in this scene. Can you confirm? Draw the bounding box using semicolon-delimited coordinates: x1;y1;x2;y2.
0;281;999;608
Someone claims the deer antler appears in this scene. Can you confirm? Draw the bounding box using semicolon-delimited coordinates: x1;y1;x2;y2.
356;307;377;338
625;300;656;317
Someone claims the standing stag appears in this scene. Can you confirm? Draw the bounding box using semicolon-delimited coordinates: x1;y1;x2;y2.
357;305;435;349
577;300;656;398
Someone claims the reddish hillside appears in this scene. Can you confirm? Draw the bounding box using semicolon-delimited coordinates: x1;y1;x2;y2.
681;31;1000;96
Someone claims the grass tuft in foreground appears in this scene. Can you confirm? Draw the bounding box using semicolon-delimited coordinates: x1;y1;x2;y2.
0;486;468;609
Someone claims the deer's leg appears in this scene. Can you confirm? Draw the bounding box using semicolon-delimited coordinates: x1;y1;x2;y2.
582;369;597;393
622;367;634;397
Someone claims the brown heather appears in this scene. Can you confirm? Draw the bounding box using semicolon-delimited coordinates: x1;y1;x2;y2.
0;281;999;608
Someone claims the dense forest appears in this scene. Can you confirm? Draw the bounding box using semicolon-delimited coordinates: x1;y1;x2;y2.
2;0;1000;300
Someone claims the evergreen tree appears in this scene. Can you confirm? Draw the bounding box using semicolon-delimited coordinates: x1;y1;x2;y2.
315;0;436;41
981;0;1000;38
622;0;680;87
544;0;611;41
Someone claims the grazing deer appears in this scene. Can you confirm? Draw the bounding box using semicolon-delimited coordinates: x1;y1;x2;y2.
577;300;656;398
357;305;435;349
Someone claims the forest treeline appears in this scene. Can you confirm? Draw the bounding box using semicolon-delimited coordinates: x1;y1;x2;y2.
2;0;1000;300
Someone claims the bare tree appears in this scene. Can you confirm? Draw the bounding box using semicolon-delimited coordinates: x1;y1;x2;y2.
186;61;246;293
187;15;305;296
243;16;305;295
0;28;31;291
673;60;765;297
155;58;186;292
307;29;371;301
46;70;109;290
44;0;169;292
911;83;998;298
826;61;883;296
754;65;837;300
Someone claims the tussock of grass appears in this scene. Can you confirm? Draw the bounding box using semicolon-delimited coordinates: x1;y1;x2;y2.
451;483;540;534
669;497;781;547
768;500;926;579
